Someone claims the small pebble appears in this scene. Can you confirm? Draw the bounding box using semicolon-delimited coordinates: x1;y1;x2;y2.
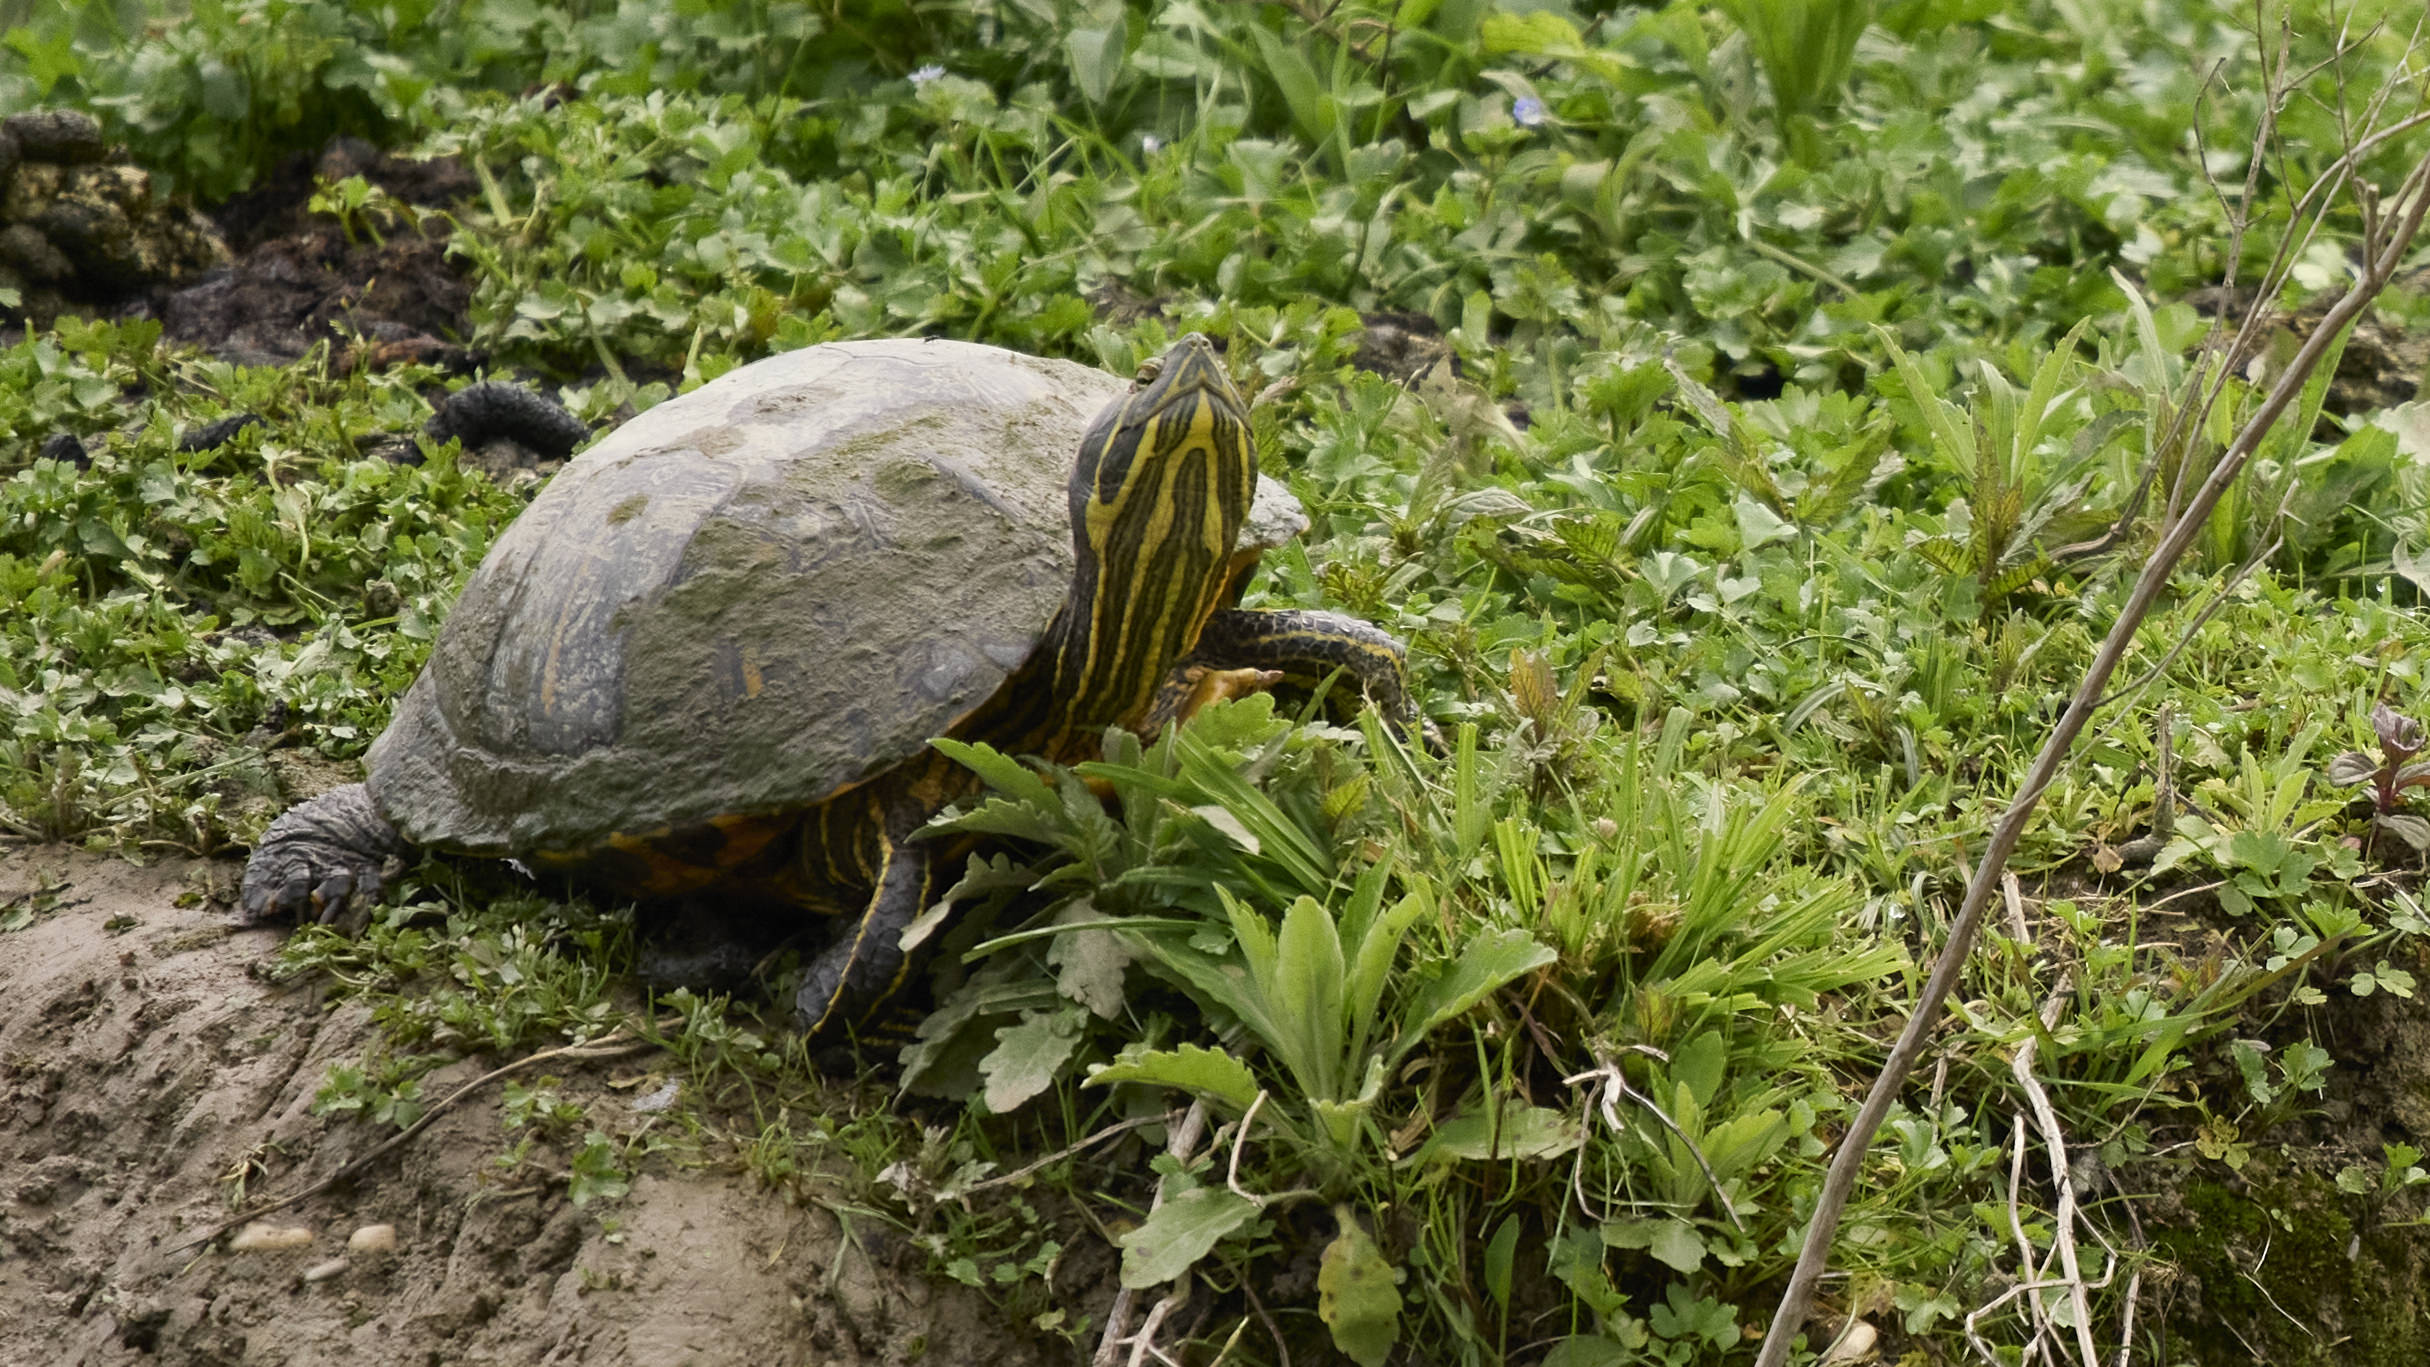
347;1223;398;1254
228;1222;313;1252
2;108;105;164
1818;1318;1878;1365
36;432;87;467
631;1079;681;1114
301;1257;350;1283
177;412;262;454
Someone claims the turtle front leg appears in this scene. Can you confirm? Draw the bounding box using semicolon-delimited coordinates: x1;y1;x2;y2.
1161;607;1415;730
239;783;408;932
793;814;932;1043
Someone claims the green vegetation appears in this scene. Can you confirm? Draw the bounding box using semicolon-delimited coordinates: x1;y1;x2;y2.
6;0;2430;1362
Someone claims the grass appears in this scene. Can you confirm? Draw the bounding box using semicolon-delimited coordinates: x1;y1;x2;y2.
6;0;2430;1362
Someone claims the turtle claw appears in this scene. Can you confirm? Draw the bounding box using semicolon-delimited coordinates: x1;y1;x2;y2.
245;868;319;925
310;864;385;933
308;873;351;923
243;859;380;930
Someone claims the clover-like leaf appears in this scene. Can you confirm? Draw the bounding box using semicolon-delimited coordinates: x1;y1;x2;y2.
1601;1215;1708;1273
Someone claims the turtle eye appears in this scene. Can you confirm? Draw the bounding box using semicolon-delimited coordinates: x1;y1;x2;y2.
1132;356;1165;388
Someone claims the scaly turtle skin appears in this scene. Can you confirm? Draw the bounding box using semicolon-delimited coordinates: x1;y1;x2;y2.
241;335;1412;1041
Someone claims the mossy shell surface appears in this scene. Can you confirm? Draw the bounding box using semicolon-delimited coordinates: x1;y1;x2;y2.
367;339;1299;856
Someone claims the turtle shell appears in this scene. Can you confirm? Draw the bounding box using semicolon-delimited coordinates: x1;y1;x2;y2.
367;338;1299;857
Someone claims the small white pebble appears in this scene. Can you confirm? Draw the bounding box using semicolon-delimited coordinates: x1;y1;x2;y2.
346;1223;397;1254
631;1079;680;1114
1819;1318;1879;1365
228;1222;314;1252
301;1257;350;1283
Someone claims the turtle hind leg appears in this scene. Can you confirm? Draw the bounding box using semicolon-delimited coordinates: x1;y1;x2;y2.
634;895;790;995
1170;607;1416;730
793;823;932;1050
239;783;408;932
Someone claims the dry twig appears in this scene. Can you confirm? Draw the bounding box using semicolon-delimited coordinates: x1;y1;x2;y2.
1967;963;2125;1367
2017;970;2106;1367
169;1027;661;1257
1979;1115;2052;1365
1095;1100;1211;1367
961;1111;1175;1196
2113;705;2177;867
1566;1048;1749;1234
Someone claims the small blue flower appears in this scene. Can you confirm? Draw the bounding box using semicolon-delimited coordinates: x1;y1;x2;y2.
909;64;947;88
1512;95;1546;128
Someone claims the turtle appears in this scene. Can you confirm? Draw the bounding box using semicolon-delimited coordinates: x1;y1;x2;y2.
239;334;1413;1041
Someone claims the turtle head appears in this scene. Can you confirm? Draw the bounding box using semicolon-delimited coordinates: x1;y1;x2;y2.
1070;333;1254;533
1054;333;1256;728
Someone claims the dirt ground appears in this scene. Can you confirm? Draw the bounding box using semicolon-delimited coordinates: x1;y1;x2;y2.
156;138;479;372
0;846;1043;1367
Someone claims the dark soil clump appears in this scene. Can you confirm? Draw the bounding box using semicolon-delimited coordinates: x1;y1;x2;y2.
0;118;485;374
211;136;476;255
161;137;482;370
2132;925;2430;1363
2185;268;2430;419
1349;309;1454;383
0;108;227;324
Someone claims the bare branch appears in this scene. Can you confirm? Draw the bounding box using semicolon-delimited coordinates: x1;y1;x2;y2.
1095;1101;1210;1367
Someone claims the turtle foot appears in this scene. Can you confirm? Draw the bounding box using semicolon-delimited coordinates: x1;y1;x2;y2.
239;783;406;933
794;832;931;1043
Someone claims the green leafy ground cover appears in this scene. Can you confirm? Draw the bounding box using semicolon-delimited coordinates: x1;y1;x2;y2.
5;0;2430;1361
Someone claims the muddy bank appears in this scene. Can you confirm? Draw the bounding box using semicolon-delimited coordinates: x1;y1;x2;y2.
0;846;1042;1366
